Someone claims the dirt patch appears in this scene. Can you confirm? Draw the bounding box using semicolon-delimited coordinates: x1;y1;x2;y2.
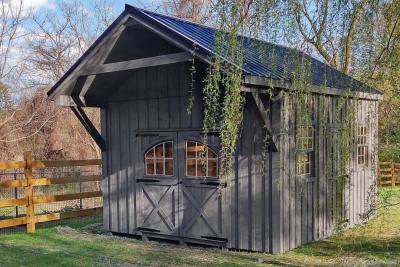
55;226;79;236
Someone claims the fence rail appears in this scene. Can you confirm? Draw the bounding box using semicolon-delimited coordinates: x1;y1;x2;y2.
0;151;102;233
378;162;400;186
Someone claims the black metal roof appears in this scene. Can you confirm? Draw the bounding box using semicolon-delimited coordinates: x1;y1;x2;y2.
47;4;382;97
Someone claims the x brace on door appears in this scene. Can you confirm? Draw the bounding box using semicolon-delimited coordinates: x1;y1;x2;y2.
141;184;176;231
182;187;219;236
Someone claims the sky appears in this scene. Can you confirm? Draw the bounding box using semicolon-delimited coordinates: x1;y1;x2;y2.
29;0;165;14
2;0;165;89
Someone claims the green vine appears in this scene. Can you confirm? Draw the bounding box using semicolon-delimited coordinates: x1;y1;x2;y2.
199;1;363;230
187;57;196;115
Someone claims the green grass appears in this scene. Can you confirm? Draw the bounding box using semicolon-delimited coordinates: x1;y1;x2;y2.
1;188;400;266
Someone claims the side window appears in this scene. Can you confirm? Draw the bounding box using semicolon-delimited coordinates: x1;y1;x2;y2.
357;126;368;166
186;141;218;178
145;141;174;176
296;126;314;176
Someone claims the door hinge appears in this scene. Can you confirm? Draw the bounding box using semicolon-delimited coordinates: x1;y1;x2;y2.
137;179;160;183
138;227;160;233
200;235;227;242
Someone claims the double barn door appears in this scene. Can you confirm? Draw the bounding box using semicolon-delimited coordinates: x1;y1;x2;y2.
135;131;226;243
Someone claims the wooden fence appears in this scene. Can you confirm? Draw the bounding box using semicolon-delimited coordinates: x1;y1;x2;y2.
378;162;400;186
0;151;102;233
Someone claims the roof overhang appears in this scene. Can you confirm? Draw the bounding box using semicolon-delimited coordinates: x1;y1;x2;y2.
48;4;383;105
243;75;383;101
47;6;214;104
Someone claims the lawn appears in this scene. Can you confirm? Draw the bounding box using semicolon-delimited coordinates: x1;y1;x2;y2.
1;188;400;266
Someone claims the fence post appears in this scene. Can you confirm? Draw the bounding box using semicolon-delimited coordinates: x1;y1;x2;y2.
392;162;395;187
24;151;35;233
378;163;381;186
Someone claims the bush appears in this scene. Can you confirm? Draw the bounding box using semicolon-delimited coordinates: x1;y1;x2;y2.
379;145;400;162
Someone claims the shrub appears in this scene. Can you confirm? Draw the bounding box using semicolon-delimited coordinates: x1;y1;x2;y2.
379;145;400;162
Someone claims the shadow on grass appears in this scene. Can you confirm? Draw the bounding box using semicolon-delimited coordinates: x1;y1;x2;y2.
293;237;400;259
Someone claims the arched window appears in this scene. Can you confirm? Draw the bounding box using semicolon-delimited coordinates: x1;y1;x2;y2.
145;141;173;176
186;141;218;178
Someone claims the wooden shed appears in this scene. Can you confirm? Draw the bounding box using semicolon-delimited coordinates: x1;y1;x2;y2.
48;5;383;253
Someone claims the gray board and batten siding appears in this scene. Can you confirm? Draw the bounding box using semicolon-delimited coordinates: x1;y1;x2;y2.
99;61;279;251
278;94;378;252
47;5;382;254
99;60;379;254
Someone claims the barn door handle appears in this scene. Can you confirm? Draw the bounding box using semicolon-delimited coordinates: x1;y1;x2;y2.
200;181;226;187
136;179;160;183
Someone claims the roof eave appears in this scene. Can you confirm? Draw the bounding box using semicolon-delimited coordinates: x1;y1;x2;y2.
243;75;383;101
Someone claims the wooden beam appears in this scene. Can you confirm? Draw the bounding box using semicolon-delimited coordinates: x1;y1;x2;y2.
251;92;278;152
83;52;192;75
0;179;27;188
70;75;96;107
0;217;26;228
0;160;25;170
32;159;101;168
32;175;102;186
33;191;102;204
70;106;106;152
244;76;291;89
0;198;26;208
24;151;35;233
35;207;102;223
244;75;383;101
48;16;129;100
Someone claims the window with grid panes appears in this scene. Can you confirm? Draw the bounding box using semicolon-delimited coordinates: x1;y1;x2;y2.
186;141;218;178
296;126;314;176
145;141;174;176
357;126;368;166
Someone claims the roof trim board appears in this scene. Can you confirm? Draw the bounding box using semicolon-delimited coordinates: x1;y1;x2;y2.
243;75;383;100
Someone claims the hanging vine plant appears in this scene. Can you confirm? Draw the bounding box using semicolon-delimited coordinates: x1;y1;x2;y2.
201;2;249;186
198;1;363;230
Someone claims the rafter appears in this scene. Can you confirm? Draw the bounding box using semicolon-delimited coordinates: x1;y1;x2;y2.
82;52;192;76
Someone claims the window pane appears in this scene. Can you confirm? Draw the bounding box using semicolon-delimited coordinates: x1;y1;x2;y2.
146;159;155;175
165;142;173;157
155;159;164;175
187;142;196;158
197;160;206;177
305;163;310;174
208;148;217;159
165;159;173;175
208;160;218;177
145;148;154;159
145;141;174;176
187;159;196;176
185;141;219;178
196;143;206;157
155;144;164;157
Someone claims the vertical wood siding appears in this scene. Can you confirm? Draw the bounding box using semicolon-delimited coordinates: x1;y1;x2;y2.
102;62;204;234
228;97;274;252
101;60;378;253
279;94;379;253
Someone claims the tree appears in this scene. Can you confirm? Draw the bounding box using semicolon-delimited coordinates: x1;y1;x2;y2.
0;0;115;160
163;0;214;23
